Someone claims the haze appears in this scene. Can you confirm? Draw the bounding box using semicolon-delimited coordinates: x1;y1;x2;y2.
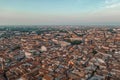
0;0;120;25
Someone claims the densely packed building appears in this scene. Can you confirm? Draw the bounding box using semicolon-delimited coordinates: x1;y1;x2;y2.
0;26;120;80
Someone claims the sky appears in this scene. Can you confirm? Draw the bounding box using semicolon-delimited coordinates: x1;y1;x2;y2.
0;0;120;25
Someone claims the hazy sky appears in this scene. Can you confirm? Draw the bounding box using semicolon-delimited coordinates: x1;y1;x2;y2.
0;0;120;25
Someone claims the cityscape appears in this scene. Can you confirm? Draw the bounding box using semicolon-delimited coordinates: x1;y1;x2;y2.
0;26;119;80
0;0;120;80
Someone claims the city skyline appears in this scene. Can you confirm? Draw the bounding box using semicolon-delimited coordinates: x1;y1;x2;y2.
0;0;120;25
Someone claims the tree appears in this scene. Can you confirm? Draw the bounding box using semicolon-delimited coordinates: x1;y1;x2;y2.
70;40;82;45
92;49;98;55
